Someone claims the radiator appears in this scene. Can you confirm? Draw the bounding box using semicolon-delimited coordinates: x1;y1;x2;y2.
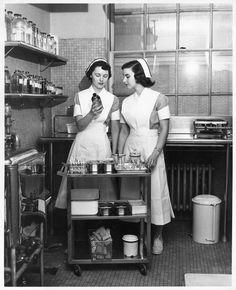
167;163;214;211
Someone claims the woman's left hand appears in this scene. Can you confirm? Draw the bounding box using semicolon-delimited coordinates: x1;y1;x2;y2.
146;149;160;169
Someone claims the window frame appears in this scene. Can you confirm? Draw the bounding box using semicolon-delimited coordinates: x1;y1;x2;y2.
108;3;232;116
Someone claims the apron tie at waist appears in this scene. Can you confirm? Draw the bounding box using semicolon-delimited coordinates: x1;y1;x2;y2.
130;129;158;137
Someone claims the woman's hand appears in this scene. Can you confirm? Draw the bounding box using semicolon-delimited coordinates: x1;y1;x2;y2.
146;149;161;169
90;101;103;117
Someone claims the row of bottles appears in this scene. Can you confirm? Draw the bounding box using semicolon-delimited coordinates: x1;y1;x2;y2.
5;66;63;95
5;9;58;55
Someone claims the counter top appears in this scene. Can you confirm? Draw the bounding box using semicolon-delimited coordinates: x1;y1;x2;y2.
39;133;232;146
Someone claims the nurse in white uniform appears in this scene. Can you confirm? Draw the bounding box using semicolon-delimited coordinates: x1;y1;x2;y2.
55;58;120;209
118;58;174;254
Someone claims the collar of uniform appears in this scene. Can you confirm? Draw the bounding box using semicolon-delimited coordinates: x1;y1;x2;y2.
133;87;148;100
89;85;106;96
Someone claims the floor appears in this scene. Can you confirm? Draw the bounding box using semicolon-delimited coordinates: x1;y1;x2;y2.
21;216;232;287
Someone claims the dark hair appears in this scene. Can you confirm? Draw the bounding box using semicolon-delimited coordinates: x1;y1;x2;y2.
86;60;112;80
121;60;155;87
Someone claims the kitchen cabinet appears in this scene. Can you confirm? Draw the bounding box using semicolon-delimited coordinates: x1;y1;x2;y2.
5;41;68;109
64;170;151;276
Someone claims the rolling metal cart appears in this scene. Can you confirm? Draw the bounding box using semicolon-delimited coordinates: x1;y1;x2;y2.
66;171;151;276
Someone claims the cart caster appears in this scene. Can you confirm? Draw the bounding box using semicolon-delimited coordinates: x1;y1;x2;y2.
138;264;147;276
73;264;82;276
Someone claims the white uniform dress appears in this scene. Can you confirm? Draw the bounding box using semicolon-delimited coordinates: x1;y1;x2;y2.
120;88;174;225
55;86;120;209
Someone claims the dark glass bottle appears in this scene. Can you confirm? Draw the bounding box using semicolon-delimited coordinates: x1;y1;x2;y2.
91;93;103;108
5;66;11;93
11;69;23;93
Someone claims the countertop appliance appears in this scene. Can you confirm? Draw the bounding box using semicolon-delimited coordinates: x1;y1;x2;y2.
193;119;231;139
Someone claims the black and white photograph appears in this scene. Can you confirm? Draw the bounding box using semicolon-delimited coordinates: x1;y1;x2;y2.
3;0;235;287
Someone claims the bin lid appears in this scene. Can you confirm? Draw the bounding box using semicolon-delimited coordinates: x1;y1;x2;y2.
71;188;99;201
122;234;138;242
192;194;221;205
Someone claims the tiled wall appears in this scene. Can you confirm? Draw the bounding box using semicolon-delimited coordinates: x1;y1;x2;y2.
51;38;107;118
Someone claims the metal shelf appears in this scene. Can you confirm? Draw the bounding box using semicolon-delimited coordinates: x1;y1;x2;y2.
5;93;68;109
5;41;67;70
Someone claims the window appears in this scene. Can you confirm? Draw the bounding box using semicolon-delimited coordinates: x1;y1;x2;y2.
110;3;232;116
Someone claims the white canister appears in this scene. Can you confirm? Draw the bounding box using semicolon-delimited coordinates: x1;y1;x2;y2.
122;234;138;257
192;194;221;244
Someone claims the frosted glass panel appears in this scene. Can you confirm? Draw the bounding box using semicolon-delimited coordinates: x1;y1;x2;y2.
115;15;143;51
213;12;232;48
179;12;209;49
178;52;209;94
168;96;176;115
178;95;209;116
212;52;232;93
146;13;176;50
211;95;232;115
146;53;175;94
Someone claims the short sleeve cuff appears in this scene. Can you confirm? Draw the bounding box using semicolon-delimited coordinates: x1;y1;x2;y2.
158;105;170;120
73;103;82;117
111;110;120;120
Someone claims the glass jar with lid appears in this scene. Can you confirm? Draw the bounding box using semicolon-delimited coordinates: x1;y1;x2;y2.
11;14;25;42
40;32;47;50
25;20;33;45
5;10;13;41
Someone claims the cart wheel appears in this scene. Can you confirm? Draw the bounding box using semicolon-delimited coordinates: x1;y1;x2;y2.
138;264;147;276
73;264;82;276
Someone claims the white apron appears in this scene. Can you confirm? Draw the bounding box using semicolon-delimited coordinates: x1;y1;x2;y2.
120;90;174;225
55;89;118;209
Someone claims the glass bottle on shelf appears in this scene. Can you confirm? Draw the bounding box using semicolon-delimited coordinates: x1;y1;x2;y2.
49;36;54;53
22;17;27;42
6;11;14;41
21;70;28;93
5;10;11;41
31;23;36;46
25;20;33;45
30;75;36;94
40;32;47;50
46;81;52;94
38;76;43;94
11;14;25;42
7;10;14;21
35;27;39;48
37;29;41;49
53;37;57;54
5;66;11;93
46;34;51;52
25;72;31;93
41;78;47;94
34;75;39;94
11;69;23;93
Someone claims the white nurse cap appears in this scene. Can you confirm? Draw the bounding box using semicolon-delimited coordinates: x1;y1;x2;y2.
85;57;109;74
136;58;152;78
